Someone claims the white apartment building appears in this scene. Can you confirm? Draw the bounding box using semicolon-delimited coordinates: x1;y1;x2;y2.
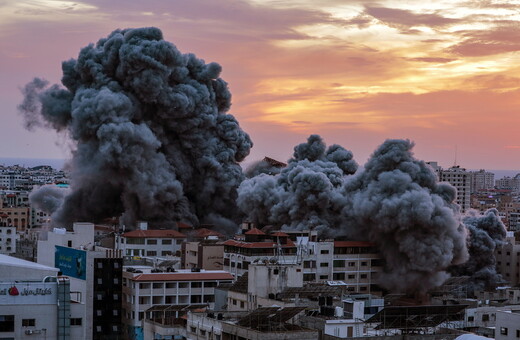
116;222;186;257
471;169;495;192
122;268;233;338
440;166;471;213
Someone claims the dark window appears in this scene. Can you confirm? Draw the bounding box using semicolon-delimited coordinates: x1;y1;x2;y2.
191;282;202;288
67;240;72;247
320;249;330;254
22;319;35;327
147;239;157;245
162;239;172;245
320;262;329;267
501;327;508;335
319;275;328;280
482;314;489;322
0;315;14;332
70;318;82;326
467;316;474;322
360;274;368;279
333;272;345;280
333;260;345;268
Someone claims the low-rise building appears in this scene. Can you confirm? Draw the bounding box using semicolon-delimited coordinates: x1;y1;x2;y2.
116;222;186;257
122;267;233;340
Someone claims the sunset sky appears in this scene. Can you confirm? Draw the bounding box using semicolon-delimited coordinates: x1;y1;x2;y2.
2;0;520;170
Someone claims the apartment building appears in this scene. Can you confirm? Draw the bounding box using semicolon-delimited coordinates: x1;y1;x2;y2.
440;166;471;213
224;229;382;295
471;169;495;193
122;268;233;340
116;222;186;257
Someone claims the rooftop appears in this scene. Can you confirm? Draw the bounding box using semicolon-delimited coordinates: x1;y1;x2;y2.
123;229;186;239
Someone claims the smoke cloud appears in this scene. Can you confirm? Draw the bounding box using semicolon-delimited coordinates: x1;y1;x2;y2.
449;208;506;292
238;135;357;234
239;138;469;293
19;27;252;231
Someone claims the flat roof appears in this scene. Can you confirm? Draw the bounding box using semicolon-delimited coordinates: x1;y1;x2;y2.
0;254;59;272
123;230;186;238
131;271;234;282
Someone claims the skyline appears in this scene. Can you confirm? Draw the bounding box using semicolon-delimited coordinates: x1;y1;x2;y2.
2;0;520;169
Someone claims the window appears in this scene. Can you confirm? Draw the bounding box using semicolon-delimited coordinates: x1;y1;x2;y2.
146;251;157;256
320;249;330;254
200;329;206;336
70;318;82;326
240;301;245;308
303;273;315;281
176;239;183;244
467;316;474;322
22;319;35;327
361;261;368;266
190;327;197;333
153;283;163;289
333;260;345;268
360;274;368;279
147;239;157;245
482;314;489;322
501;327;508;335
516;329;520;338
348;262;356;267
333;273;345;280
97;262;103;269
162;239;172;245
348;274;356;279
320;262;329;267
96;326;102;332
319;275;329;280
112;325;119;332
191;282;202;288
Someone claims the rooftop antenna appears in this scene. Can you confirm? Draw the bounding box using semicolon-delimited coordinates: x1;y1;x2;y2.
453;145;458;167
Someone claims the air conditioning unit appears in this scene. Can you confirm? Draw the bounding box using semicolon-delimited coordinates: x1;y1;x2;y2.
25;329;33;335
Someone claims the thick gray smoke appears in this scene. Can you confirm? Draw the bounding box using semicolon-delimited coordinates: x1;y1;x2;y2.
239;138;469;293
19;27;252;230
342;139;468;293
237;135;357;234
29;185;70;213
449;209;506;292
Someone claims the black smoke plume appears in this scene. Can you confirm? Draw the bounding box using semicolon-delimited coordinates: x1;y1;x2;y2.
449;208;506;292
238;135;357;234
239;138;469;293
19;27;252;230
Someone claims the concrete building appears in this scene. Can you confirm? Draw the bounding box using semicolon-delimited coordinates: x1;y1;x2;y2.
0;254;82;339
440;166;471;213
0;216;18;255
183;241;224;270
122;267;233;340
496;175;520;192
37;222;123;340
495;232;520;286
224;230;382;295
187;308;319;340
496;310;520;340
470;170;495;193
116;222;187;257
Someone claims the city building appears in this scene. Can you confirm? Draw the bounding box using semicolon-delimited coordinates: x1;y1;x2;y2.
122;267;233;340
440;166;471;213
470;170;495;193
496;175;520;192
116;222;186;257
496;310;520;340
0;215;18;255
37;222;123;340
223;229;382;294
495;232;520;286
0;254;82;339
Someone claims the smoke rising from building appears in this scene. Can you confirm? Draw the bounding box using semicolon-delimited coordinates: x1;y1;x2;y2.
237;135;357;234
19;27;506;294
449;208;506;292
19;27;252;230
239;138;469;293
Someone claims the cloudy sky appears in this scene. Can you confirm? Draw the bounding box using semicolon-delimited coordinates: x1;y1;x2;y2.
2;0;520;169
